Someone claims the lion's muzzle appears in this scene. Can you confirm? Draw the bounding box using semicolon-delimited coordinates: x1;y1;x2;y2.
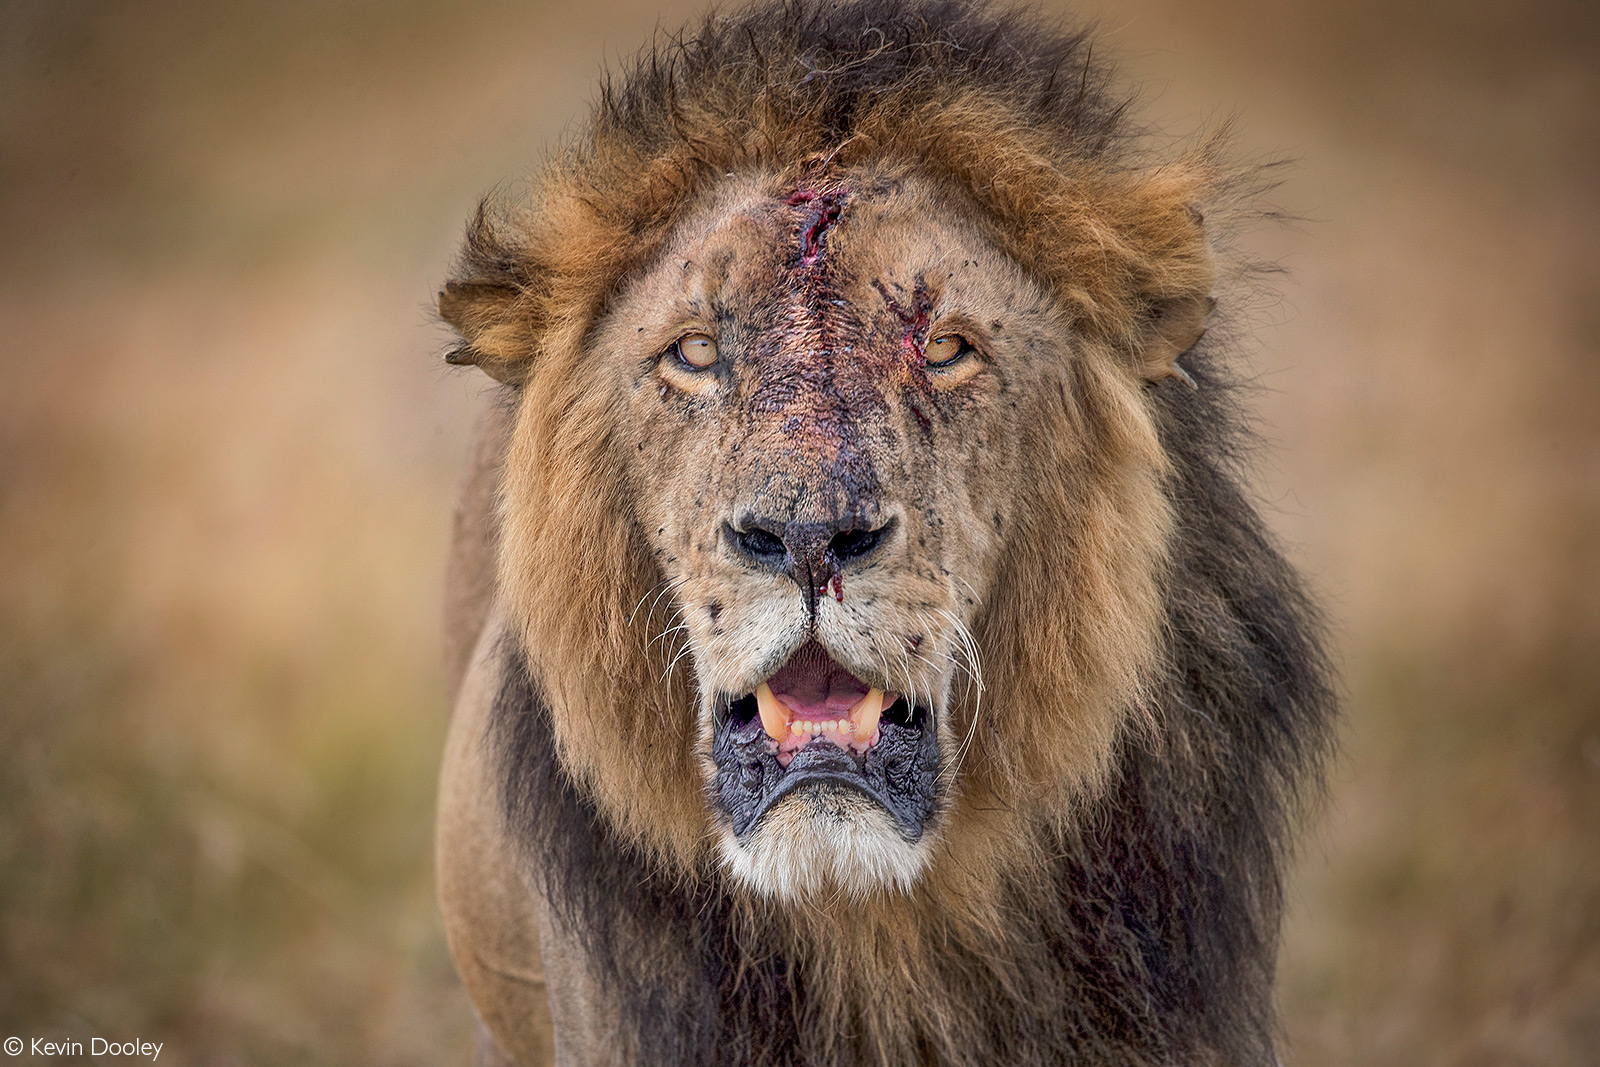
711;640;939;840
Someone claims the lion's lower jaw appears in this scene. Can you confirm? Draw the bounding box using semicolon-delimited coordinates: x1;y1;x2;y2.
717;786;933;903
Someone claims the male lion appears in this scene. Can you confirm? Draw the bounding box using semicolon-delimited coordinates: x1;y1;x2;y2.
434;2;1335;1064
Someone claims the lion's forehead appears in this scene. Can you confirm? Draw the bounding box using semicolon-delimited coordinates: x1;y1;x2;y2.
672;180;1010;407
602;171;1042;544
675;175;1009;320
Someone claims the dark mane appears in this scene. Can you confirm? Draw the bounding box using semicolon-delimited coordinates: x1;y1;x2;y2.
481;1;1336;1064
593;0;1130;168
443;0;1184;364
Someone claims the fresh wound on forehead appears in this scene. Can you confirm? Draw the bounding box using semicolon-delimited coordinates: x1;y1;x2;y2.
787;188;846;265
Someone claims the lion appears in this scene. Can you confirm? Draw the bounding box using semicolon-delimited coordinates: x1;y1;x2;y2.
433;2;1336;1064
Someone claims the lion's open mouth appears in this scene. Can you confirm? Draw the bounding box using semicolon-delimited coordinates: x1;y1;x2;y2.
710;641;939;841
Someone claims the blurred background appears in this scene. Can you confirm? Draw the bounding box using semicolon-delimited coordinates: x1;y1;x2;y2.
1;0;1595;1063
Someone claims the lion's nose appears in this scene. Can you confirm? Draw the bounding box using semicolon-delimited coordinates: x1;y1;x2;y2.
726;516;895;602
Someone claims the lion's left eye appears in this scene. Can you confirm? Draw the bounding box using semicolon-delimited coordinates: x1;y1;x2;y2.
925;333;972;368
670;332;719;369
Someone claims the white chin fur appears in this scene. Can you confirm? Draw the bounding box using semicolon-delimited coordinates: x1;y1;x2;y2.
717;785;932;903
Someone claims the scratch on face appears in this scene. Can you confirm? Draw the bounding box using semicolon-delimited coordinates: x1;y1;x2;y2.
787;188;845;266
735;184;885;513
872;277;933;358
871;277;939;440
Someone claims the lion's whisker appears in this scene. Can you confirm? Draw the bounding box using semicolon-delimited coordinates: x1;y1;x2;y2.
630;574;683;625
640;575;688;632
648;620;689;651
660;640;696;685
929;606;985;787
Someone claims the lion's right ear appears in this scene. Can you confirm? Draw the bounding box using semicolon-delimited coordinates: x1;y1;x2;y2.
439;280;529;385
438;207;536;385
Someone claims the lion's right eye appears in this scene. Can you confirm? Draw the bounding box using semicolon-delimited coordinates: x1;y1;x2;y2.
670;332;719;369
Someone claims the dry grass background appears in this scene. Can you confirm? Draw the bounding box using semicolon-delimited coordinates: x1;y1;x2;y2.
1;0;1595;1063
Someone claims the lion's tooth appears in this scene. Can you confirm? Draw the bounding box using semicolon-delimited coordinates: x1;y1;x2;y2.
755;682;789;742
850;687;884;742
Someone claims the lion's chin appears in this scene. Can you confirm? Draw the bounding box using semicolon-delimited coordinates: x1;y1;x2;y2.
706;639;944;900
716;785;934;903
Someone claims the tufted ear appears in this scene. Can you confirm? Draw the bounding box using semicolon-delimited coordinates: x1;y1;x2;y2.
1137;289;1215;388
439;281;528;385
438;206;536;385
1128;198;1218;389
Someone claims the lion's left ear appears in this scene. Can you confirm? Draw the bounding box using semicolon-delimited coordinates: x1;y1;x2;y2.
1128;198;1217;388
1137;289;1215;388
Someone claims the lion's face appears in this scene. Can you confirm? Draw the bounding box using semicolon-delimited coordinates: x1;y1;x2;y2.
586;170;1070;898
483;145;1196;906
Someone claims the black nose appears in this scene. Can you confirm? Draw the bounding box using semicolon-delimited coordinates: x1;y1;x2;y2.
726;516;895;603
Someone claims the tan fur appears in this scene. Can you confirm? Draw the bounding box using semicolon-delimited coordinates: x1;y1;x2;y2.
443;395;514;700
477;153;1207;864
437;614;555;1064
442;162;1206;1051
433;8;1292;1063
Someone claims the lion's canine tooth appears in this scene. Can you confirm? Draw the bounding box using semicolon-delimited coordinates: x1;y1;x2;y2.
850;687;884;742
755;682;789;742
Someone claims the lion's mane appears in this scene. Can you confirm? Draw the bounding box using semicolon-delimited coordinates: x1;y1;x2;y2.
441;2;1335;1064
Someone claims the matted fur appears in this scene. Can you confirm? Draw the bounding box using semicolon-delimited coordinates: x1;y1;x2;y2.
438;1;1335;1064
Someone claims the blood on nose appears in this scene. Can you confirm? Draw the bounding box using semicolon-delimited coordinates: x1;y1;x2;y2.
726;516;895;608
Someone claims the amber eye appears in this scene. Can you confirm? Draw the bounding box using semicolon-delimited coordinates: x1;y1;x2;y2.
925;333;970;368
672;332;719;369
